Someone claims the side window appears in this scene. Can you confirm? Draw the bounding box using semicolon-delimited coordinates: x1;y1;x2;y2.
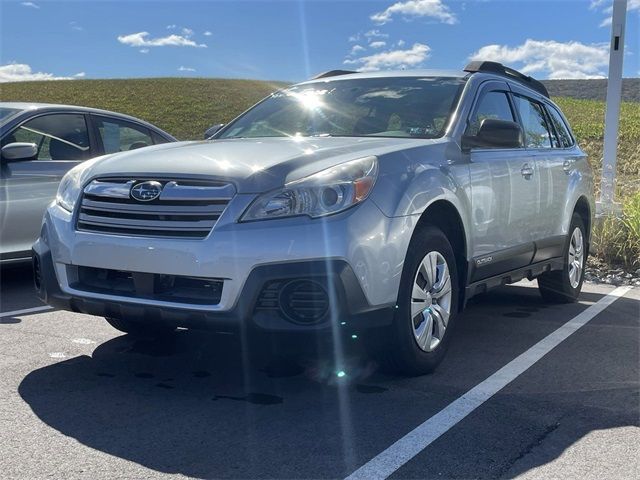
94;116;154;154
3;113;90;160
150;130;170;145
513;96;552;148
546;105;574;148
466;90;515;137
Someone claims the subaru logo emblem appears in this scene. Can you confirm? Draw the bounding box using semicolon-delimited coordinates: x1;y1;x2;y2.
131;181;163;202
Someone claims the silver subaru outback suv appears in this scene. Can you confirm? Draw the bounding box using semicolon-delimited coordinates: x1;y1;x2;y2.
34;61;593;375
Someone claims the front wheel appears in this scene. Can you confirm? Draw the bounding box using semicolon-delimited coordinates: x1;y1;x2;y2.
369;225;459;376
538;213;586;303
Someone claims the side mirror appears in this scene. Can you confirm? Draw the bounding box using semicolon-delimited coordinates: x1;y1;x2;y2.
204;124;225;139
462;119;523;150
1;142;38;161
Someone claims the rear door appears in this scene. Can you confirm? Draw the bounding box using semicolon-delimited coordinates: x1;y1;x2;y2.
466;81;539;281
510;91;568;261
0;113;91;258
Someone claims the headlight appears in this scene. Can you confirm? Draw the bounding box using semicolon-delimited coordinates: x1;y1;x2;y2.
56;164;85;212
241;156;378;222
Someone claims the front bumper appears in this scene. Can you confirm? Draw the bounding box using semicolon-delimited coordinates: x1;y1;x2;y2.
34;199;408;332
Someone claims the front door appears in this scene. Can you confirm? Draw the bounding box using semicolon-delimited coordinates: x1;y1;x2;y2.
465;83;539;281
0;113;91;258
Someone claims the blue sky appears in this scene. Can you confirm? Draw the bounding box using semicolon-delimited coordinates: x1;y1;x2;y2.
1;0;638;83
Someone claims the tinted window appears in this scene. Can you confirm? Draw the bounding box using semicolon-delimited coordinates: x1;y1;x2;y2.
151;130;170;145
0;107;21;121
3;113;90;160
94;117;154;153
219;77;466;139
514;95;552;148
466;91;514;137
546;105;573;148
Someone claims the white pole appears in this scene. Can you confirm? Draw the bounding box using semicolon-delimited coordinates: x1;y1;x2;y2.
598;0;627;213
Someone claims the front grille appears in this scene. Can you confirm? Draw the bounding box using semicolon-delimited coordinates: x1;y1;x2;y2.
76;178;235;239
70;266;223;305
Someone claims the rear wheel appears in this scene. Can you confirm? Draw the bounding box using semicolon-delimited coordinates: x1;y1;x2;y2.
104;317;176;339
369;225;459;376
538;213;586;303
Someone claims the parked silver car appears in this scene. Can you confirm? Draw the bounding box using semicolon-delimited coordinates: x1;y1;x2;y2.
0;103;176;262
34;62;593;374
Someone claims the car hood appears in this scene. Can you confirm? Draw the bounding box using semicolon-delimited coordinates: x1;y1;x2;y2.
87;136;438;193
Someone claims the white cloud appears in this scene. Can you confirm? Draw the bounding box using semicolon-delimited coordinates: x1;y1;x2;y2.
70;21;83;31
469;39;610;79
344;43;431;72
73;72;86;78
370;41;387;49
167;24;177;29
0;63;76;83
178;66;196;72
139;48;150;54
350;44;366;55
364;29;389;39
117;31;207;49
397;40;406;47
204;31;213;36
592;0;640;27
20;2;39;9
371;0;457;25
181;27;194;36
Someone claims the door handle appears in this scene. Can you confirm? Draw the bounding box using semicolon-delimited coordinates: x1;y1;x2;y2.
521;163;534;178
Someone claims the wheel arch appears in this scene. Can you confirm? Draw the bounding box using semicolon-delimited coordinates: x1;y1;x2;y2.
415;199;469;311
573;196;592;255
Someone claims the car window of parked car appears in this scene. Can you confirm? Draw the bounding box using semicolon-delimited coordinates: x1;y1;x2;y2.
94;116;154;153
0;107;21;121
2;113;90;161
218;77;466;140
150;130;171;145
545;105;574;148
513;95;553;149
466;90;515;137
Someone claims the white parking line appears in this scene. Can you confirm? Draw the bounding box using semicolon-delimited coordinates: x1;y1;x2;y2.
0;305;53;318
345;285;633;480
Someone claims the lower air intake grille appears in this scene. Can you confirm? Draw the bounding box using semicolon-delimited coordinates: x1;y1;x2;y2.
256;279;330;325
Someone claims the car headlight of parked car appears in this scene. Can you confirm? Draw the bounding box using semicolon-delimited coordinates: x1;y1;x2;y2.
55;159;101;213
241;156;378;221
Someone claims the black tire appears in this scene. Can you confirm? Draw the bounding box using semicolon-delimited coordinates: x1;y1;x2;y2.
367;224;460;376
538;213;586;303
104;316;176;339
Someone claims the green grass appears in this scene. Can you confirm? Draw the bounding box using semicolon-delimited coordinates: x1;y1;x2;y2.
0;78;286;141
2;78;639;269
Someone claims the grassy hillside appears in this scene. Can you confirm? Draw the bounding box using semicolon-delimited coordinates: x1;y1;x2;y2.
542;78;640;102
2;77;637;196
0;78;286;141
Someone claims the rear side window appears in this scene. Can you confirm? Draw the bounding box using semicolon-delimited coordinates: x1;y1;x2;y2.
3;113;90;161
94;116;154;154
546;105;574;148
466;91;515;137
513;95;552;148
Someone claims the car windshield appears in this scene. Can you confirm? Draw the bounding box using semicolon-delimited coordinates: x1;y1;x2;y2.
218;77;465;140
0;107;21;121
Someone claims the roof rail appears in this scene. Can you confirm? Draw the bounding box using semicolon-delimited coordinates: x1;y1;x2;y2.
311;70;357;80
464;61;549;98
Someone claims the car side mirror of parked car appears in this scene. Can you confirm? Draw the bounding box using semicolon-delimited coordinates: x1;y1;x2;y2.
1;142;38;162
462;119;523;151
204;124;225;139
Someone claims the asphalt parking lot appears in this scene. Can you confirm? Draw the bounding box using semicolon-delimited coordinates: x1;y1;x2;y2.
0;263;638;480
